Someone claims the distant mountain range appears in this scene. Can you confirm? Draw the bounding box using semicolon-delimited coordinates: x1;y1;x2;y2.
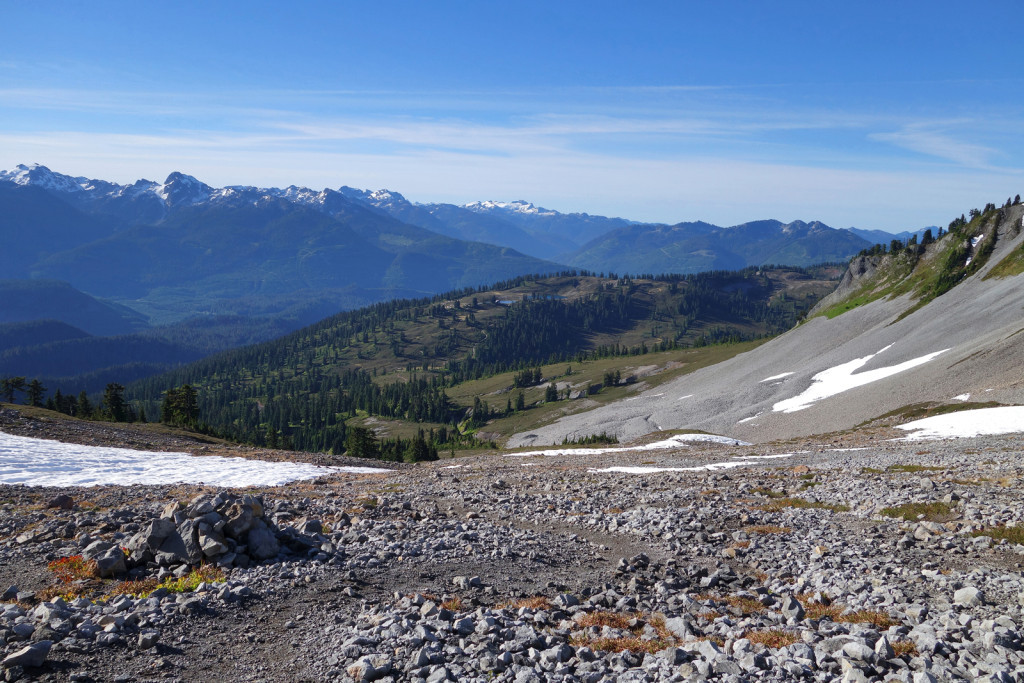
0;165;564;324
0;165;925;308
563;219;876;274
0;162;935;397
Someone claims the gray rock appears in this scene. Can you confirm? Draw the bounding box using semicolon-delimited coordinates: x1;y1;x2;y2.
81;540;114;561
874;635;895;659
94;546;126;578
841;641;875;662
178;519;204;564
45;494;74;510
954;586;985;607
247;523;280;561
154;529;190;566
780;594;806;620
138;630;160;649
2;640;51;668
199;530;229;557
663;616;695;639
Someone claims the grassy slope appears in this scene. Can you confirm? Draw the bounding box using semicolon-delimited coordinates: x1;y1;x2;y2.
345;341;764;450
314;271;837;381
130;268;839;452
818;206;1012;320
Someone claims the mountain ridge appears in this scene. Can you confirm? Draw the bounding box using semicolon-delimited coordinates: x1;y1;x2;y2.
510;200;1024;446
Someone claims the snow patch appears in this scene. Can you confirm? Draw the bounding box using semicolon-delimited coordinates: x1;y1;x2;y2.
953;393;971;402
0;432;386;487
761;372;794;382
589;453;795;474
894;406;1024;441
773;346;949;413
505;433;750;458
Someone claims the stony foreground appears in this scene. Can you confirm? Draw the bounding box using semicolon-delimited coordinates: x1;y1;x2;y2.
0;428;1023;681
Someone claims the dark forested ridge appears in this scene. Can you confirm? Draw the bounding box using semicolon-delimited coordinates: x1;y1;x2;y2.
129;266;840;457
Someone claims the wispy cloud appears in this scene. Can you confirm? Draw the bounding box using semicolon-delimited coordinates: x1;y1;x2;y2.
1;85;1022;230
870;123;1000;169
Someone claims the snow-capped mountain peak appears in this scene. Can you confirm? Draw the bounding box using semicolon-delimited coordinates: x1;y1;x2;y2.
0;163;87;194
463;200;557;217
157;172;212;207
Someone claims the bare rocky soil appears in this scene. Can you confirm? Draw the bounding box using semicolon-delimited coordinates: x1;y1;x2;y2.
0;411;1023;682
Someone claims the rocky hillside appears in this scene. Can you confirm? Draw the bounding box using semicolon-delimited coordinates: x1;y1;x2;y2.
510;202;1024;446
0;406;1023;681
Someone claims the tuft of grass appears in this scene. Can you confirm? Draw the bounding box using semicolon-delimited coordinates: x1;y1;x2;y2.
571;611;677;654
107;578;160;597
756;497;849;513
151;565;225;595
984;243;1024;279
571;635;672;654
892;640;919;657
745;525;791;535
47;555;98;584
887;464;944;473
879;501;955;522
796;595;899;628
499;595;551;610
721;595;766;614
578;610;634;630
744;629;800;648
441;596;463;611
804;602;844;620
839;609;900;630
751;487;787;499
971;525;1024;545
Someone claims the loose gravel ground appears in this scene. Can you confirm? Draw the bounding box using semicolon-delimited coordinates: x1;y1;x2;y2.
1;409;1023;681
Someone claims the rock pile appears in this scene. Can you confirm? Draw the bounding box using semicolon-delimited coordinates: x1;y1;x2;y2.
0;431;1023;681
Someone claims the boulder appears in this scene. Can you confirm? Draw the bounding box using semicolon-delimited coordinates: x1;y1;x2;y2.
2;640;51;668
94;547;126;578
177;519;204;564
128;518;177;554
45;494;74;510
247;522;280;561
154;530;191;566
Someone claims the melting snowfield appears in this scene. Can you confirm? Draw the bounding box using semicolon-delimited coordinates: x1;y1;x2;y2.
505;433;751;458
773;345;949;413
0;432;388;487
589;453;796;475
895;406;1024;441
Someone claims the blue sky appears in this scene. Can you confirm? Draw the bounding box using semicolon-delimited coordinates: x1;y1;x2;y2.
1;1;1022;231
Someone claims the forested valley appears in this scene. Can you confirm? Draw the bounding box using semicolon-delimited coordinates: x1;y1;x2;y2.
120;266;839;461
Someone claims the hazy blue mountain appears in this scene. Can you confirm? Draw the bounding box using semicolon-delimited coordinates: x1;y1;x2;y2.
0;280;148;335
0;320;91;352
338;189;631;260
849;227;936;245
0;165;563;323
566;219;873;275
461;200;635;250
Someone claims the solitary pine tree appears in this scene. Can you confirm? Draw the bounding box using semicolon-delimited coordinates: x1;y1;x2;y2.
25;379;46;408
1;377;26;403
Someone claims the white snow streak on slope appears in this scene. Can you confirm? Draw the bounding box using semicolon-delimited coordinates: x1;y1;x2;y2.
589;453;795;474
894;406;1024;440
0;432;387;487
761;372;794;382
505;433;750;458
773;346;950;413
